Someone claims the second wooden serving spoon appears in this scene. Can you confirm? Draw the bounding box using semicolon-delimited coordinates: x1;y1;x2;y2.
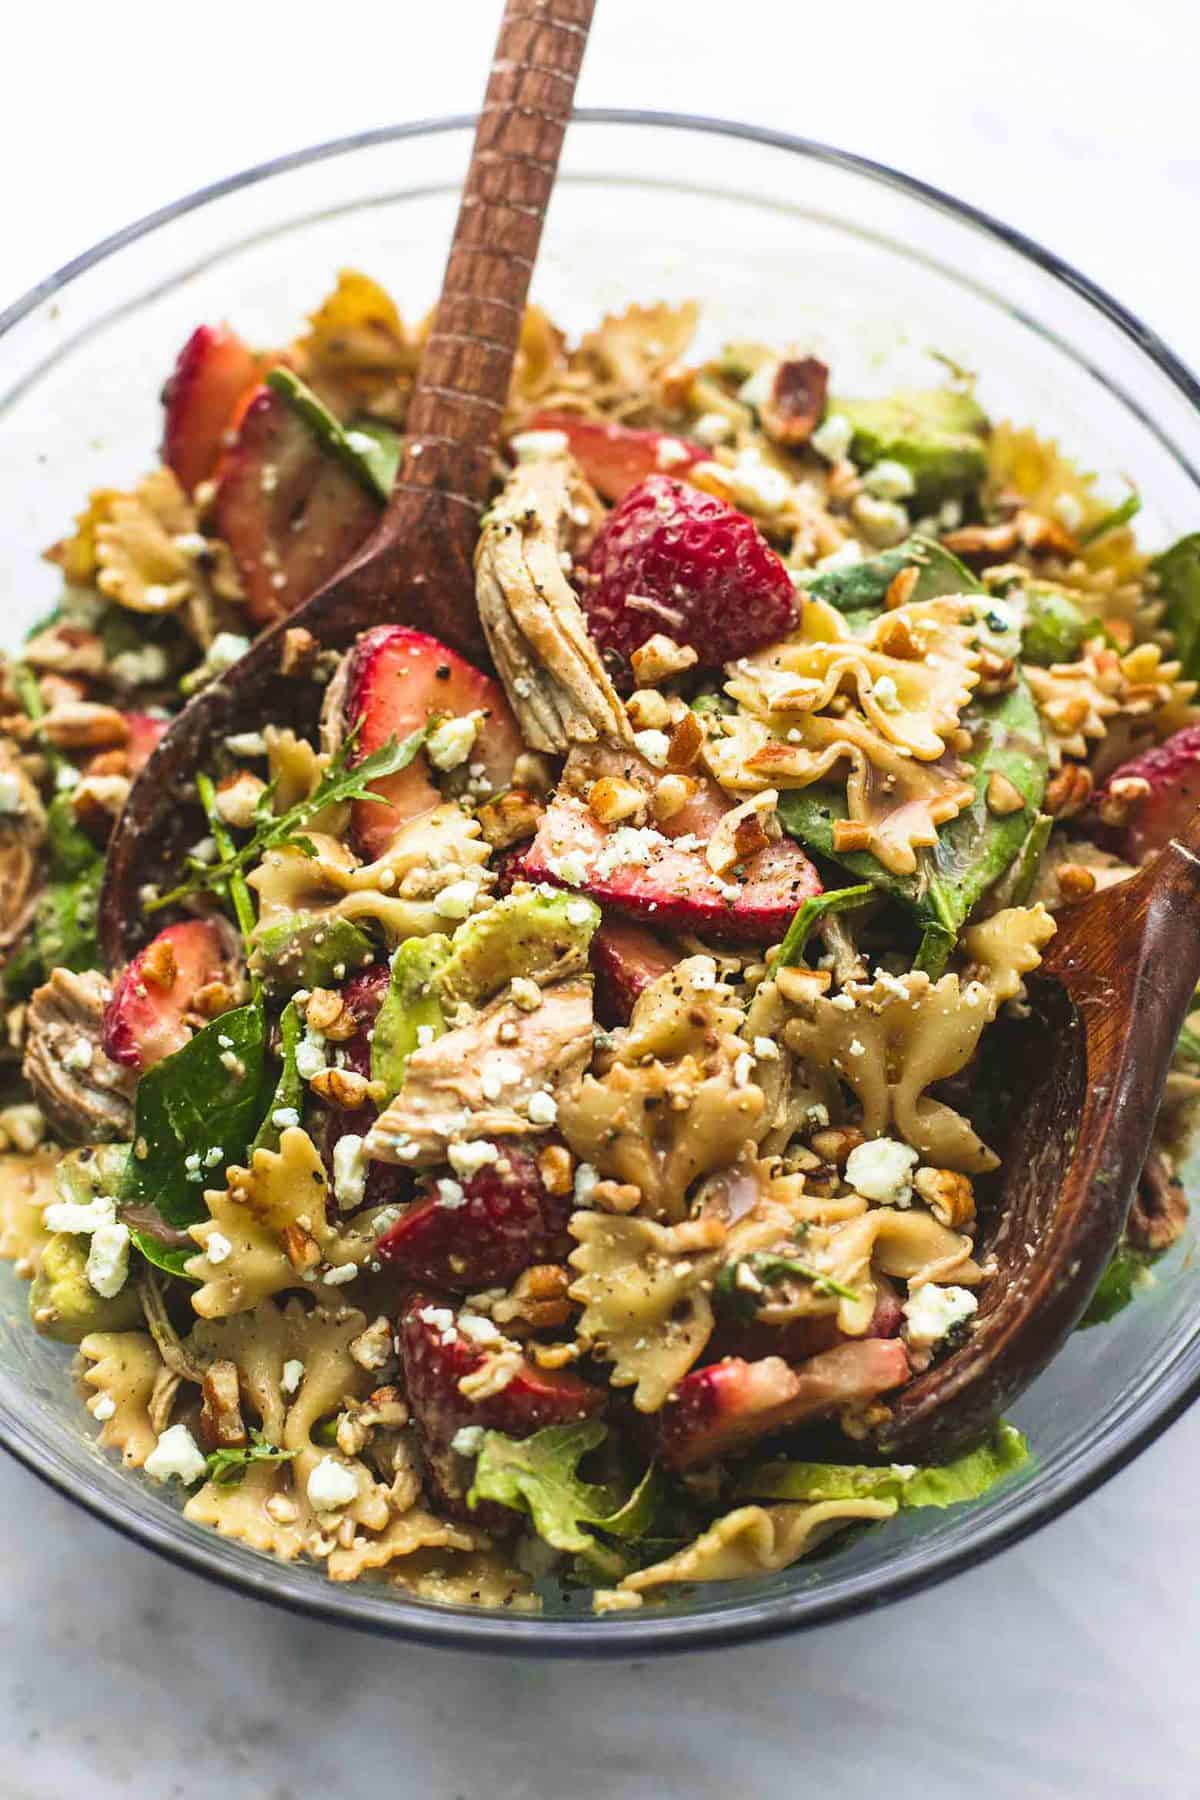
99;3;1198;1471
100;0;595;961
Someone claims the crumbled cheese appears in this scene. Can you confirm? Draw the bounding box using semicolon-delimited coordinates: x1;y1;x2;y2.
862;458;916;501
737;361;778;412
295;1029;328;1081
204;1231;233;1265
655;436;692;469
224;731;268;757
810;411;854;463
272;1106;301;1130
732;1052;754;1088
426;713;480;771
848;1037;866;1057
871;674;902;714
565;897;595;928
189;836;218;866
828;992;856;1012
852;492;909;547
62;1038;94;1072
689;957;719;991
436;1178;467;1210
753;1036;780;1060
281;1359;305;1395
433;879;479;920
1053;492;1085;532
451;1425;485;1456
110;644;170;688
306;1456;359;1512
418;1304;456;1333
632;728;671;769
86;1221;130;1298
692;411;733;446
845;1136;919;1207
415;1024;436;1050
457;1312;502;1346
814;537;863;571
205;631;252;674
574;1162;599;1205
699;448;792;514
804;1103;830;1131
902;1282;978;1349
481;1054;523;1100
43;1194;115;1236
144;1424;207;1487
526;1090;558;1126
332;1133;368;1209
593;825;668;880
322;1262;358;1286
0;772;22;815
548;849;590;887
448;1139;500;1179
510;428;568;460
92;1395;116;1422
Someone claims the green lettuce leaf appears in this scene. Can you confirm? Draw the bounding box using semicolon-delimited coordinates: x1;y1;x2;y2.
1152;532;1200;683
119;1002;267;1230
468;1421;659;1553
767;885;874;976
251;1001;304;1155
736;1421;1029;1509
1078;1248;1154;1329
803;534;979;620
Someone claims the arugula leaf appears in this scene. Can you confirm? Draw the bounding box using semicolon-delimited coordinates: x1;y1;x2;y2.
204;1429;297;1487
737;1421;1029;1508
778;677;1047;974
148;729;426;913
802;534;980;619
1080;491;1140;546
468;1422;659;1553
266;366;395;502
767;885;874;977
714;1252;858;1322
1152;532;1200;683
120;1002;267;1230
1078;1248;1154;1329
251;1002;304;1155
129;1232;198;1281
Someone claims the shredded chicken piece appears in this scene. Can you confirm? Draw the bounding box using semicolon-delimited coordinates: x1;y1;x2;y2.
365;978;594;1166
0;743;45;951
22;968;135;1142
475;457;632;753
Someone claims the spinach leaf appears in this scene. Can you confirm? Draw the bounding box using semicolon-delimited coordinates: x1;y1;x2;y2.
767;885;874;975
251;1002;304;1154
128;1232;198;1281
1152;532;1200;683
802;534;980;619
120;1002;267;1230
778;676;1047;972
468;1421;659;1553
714;1253;858;1322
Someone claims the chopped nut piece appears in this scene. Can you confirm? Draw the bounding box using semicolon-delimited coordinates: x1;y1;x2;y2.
809;1125;865;1165
941;521;1021;559
537;1143;574;1196
832;819;872;853
775;965;832;1006
282;1223;322;1273
493;1263;573;1333
140;938;179;991
651;773;698;823
1098;775;1151;827
913;1166;976;1229
477;788;545;849
214;770;267;831
885;565;919;610
1055;862;1098;903
872;612;919;660
625;688;673;732
305;987;348;1035
191;979;240;1020
590;1179;643;1214
976;649;1016;696
1045;763;1093;818
310;1067;371;1110
280;626;317;676
349;1315;395;1372
198;1359;247;1451
40;702;129;752
706;789;779;877
666;710;705;772
985;770;1025;816
588;775;646;826
630;634;699;685
1128;1147;1189;1252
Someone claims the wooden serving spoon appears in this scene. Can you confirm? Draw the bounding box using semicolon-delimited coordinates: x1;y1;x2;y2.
875;812;1200;1462
100;0;595;962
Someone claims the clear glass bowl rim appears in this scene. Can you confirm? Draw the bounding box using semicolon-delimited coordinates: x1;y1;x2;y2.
3;108;1199;1658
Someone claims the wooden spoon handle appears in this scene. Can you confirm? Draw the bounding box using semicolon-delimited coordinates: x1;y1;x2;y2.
396;0;595;512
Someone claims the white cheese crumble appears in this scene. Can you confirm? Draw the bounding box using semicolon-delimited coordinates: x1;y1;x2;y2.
845;1137;919;1207
574;1162;599;1206
655;436;693;469
86;1221;130;1298
814;537;863;571
225;731;268;757
426;713;480;771
737;361;778;412
332;1133;368;1209
204;1231;233;1265
810;411;854;463
322;1262;358;1286
548;849;590;888
565;897;595;927
92;1395;116;1422
433;879;479;920
862;458;916;501
689;957;718;991
281;1359;305;1395
0;772;22;815
902;1282;978;1349
510;428;568;460
306;1456;359;1512
448;1139;500;1179
62;1038;94;1072
436;1177;467;1209
110;644;170;688
753;1036;780;1060
44;1194;115;1236
852;492;909;547
526;1090;558;1126
632;728;671;769
692;411;733;446
295;1028;328;1082
509;976;542;1013
144;1424;207;1487
272;1106;301;1130
451;1425;485;1456
871;674;902;714
732;1052;755;1088
457;1312;502;1346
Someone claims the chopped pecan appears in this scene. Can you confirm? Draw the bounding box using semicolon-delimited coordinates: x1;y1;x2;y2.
759;356;829;447
199;1359;247;1451
1128;1147;1189;1253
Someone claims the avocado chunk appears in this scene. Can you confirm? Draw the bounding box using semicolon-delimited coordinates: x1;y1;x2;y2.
249;912;375;995
54;1144;130;1208
438;888;601;1007
1019;583;1090;666
833;387;989;505
1152;532;1200;682
29;1233;142;1343
803;534;981;622
371;936;452;1102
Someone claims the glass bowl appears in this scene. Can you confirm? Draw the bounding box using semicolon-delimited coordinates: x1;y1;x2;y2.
2;112;1198;1657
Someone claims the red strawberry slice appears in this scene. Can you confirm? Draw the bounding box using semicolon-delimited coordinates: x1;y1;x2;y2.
342;625;524;860
162;325;262;495
656;1340;910;1470
213;384;380;626
397;1291;604;1454
590;919;678;1025
584;474;798;679
102;918;241;1071
337;965;390;1078
522;412;707;504
516;793;822;945
377;1145;571;1290
1091;723;1200;865
123;713;168;777
711;1278;903;1366
313;965;411;1212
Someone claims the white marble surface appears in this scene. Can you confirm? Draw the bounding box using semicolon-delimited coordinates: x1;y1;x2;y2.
5;1;1200;1792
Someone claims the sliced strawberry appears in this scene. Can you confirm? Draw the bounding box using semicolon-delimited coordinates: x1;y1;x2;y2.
162;325;262;494
377;1145;570;1290
102;918;241;1071
337;964;390;1078
584;474;798;680
590;919;678;1025
123;713;168;778
1092;723;1200;865
397;1291;604;1455
523;412;707;504
313;964;410;1210
656;1340;910;1470
711;1278;903;1365
517;793;821;945
213;384;380;626
342;625;524;860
